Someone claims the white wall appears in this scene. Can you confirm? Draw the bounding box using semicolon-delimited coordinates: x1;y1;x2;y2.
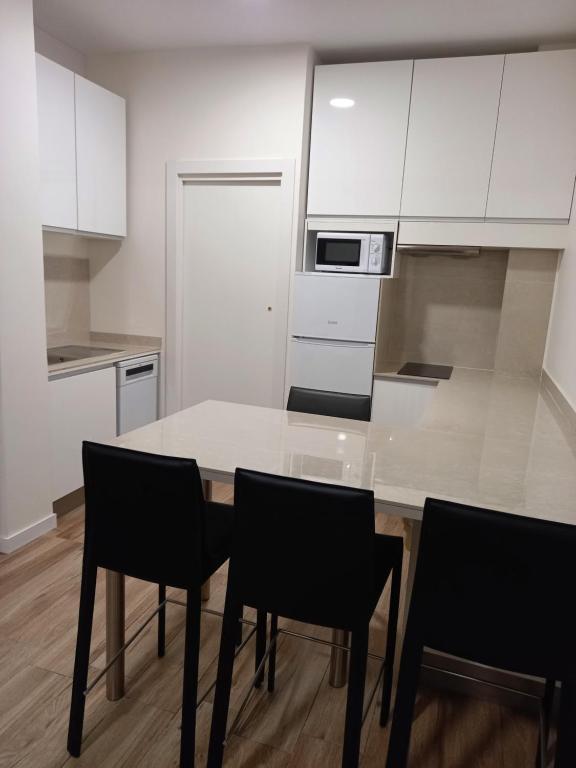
85;45;313;339
544;217;576;410
0;0;54;551
34;25;86;73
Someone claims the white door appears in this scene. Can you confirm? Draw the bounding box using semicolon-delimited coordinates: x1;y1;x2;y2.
401;55;504;218
181;176;292;409
292;274;380;342
35;54;77;229
486;50;576;220
75;75;126;236
307;61;413;216
290;338;375;396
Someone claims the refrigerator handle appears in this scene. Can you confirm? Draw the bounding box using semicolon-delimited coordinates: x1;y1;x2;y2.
292;336;375;348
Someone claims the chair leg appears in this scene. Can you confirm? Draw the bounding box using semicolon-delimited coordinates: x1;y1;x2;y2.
158;584;166;658
67;558;98;757
254;609;267;689
207;596;243;768
179;587;202;768
268;614;279;693
236;605;244;647
537;679;555;768
384;627;423;768
555;681;576;768
381;555;402;727
342;625;369;768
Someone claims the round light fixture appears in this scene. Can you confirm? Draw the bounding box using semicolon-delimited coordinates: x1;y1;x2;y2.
329;97;355;109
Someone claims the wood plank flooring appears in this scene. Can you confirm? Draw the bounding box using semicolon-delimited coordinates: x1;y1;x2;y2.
0;483;540;767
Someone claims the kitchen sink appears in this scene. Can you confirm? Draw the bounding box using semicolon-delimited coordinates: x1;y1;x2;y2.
47;345;122;365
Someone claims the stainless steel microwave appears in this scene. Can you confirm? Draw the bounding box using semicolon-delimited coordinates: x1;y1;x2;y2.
315;231;391;274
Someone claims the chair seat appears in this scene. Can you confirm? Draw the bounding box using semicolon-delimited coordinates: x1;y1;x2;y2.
202;502;235;578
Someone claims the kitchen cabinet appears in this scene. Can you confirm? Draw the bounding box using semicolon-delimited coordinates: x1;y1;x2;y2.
486;50;576;220
307;61;413;217
36;54;77;230
49;367;116;500
75;75;126;236
400;55;504;218
35;54;126;237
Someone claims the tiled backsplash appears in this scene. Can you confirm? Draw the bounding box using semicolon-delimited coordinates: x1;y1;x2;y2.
376;248;558;376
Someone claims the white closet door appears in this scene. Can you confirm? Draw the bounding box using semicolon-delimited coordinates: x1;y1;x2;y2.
401;55;504;218
486;50;576;220
307;61;413;216
35;54;77;229
181;178;291;409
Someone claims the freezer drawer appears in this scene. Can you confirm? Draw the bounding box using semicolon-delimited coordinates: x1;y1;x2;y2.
290;338;375;396
292;273;380;342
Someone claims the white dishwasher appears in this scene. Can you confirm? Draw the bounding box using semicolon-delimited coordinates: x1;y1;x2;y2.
116;354;159;435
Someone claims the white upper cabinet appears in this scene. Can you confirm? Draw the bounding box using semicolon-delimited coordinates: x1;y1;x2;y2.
486;50;576;220
307;61;413;217
36;54;77;230
75;75;126;236
401;55;504;218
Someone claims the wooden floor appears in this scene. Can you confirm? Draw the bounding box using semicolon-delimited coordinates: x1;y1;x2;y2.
0;483;541;768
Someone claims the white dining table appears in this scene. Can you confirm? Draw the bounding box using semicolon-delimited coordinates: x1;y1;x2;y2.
102;373;576;700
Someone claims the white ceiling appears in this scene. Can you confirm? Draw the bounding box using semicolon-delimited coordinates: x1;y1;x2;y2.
33;0;576;59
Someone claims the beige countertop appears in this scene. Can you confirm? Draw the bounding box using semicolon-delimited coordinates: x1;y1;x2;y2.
48;338;161;379
109;368;576;525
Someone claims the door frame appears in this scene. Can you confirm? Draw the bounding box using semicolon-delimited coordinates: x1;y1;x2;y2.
166;158;296;415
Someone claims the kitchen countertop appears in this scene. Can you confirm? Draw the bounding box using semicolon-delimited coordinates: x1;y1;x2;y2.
109;368;576;525
48;341;161;379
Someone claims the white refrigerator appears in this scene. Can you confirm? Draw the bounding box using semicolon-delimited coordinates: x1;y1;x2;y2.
290;273;380;397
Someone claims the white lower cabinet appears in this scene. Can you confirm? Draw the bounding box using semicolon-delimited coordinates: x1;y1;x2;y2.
49;367;117;501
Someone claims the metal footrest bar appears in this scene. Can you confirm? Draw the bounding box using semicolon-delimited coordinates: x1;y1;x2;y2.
224;632;279;745
196;625;258;710
84;600;168;695
420;663;547;702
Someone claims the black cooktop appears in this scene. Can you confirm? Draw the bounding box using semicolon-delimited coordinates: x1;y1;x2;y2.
397;362;453;380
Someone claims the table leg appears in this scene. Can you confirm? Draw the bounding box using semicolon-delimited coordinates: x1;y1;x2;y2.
329;629;350;688
106;570;125;701
202;479;213;602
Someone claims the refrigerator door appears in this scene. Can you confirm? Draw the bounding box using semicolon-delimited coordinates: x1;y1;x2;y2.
292;273;380;342
290;338;375;396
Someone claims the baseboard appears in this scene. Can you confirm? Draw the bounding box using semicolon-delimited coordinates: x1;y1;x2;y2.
53;486;84;516
541;368;576;434
0;513;56;554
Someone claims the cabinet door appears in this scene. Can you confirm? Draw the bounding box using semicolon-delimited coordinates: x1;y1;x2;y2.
75;75;126;236
307;61;413;217
401;55;504;218
35;54;77;229
49;367;117;500
486;50;576;220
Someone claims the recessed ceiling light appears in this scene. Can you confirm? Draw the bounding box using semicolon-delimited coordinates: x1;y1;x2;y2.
337;433;347;441
330;97;355;109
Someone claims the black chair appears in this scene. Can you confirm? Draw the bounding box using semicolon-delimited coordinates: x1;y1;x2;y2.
207;469;403;768
67;442;237;767
287;386;372;422
386;498;576;768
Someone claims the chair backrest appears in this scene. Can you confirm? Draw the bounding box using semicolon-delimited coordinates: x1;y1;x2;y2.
230;468;376;630
82;441;206;590
287;387;371;422
407;498;576;680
